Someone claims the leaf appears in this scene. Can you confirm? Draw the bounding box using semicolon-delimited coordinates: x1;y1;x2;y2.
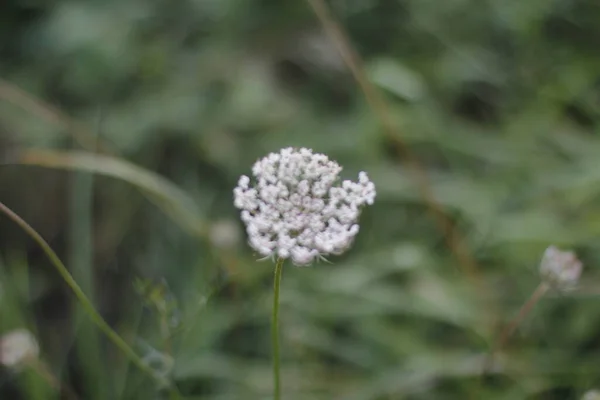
13;149;207;238
367;58;426;102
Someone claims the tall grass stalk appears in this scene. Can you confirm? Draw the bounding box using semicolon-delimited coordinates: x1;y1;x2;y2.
68;112;107;399
0;201;171;389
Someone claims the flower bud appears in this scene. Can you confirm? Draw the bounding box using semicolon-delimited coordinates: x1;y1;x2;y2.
209;219;242;250
0;329;39;368
582;390;600;400
539;246;582;290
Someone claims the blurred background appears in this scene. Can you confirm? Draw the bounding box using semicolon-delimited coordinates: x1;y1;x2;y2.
2;0;600;399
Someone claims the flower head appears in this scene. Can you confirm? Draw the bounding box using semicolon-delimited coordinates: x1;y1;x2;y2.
583;390;600;400
539;245;583;290
0;329;39;368
233;147;375;266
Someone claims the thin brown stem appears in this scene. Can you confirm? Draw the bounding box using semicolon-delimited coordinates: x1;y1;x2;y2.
484;282;550;372
305;0;481;284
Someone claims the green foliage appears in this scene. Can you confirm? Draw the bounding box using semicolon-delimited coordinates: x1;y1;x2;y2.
2;0;600;399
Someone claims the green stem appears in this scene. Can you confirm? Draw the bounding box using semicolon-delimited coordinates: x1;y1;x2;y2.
272;258;284;400
494;282;549;352
0;201;170;388
484;281;549;373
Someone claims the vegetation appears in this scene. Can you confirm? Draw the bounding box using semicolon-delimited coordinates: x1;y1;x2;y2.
1;0;600;398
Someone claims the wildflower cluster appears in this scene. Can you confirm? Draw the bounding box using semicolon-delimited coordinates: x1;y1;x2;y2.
234;147;375;266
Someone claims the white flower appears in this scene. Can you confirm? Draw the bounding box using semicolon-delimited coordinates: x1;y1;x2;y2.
209;219;242;250
233;147;375;266
539;245;583;290
0;329;39;368
583;390;600;400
